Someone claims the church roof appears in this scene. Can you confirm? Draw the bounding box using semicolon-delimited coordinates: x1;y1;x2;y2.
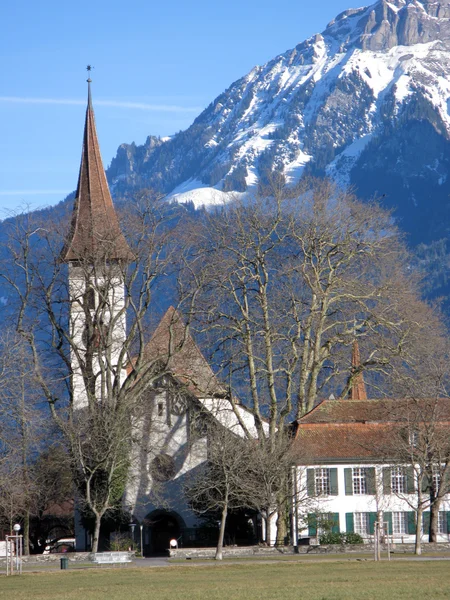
141;306;227;399
61;80;133;262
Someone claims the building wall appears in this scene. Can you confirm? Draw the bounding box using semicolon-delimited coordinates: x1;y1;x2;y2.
68;263;127;410
296;463;450;543
123;388;210;550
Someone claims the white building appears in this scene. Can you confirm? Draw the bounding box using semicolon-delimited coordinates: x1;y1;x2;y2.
293;395;450;544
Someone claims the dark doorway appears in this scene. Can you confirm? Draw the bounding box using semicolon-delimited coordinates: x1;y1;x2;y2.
144;510;183;555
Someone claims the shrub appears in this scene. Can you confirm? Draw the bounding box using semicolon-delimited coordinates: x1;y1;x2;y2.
318;531;364;545
319;532;345;545
344;532;364;545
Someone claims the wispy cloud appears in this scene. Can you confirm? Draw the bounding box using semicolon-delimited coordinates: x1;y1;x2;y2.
0;96;201;113
0;190;70;196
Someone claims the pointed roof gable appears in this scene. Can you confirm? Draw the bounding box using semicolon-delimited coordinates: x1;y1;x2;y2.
61;80;133;262
349;340;367;401
141;306;226;398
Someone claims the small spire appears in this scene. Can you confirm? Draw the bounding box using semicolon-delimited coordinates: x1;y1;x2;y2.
349;340;367;400
86;65;93;108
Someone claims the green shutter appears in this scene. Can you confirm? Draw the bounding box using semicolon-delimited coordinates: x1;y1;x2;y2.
446;512;450;535
345;513;354;533
423;512;430;537
407;512;416;535
330;468;338;496
366;467;376;495
344;468;353;495
384;512;393;534
421;473;431;493
308;514;317;536
369;512;377;535
307;469;315;497
383;468;391;494
331;513;340;534
407;467;415;494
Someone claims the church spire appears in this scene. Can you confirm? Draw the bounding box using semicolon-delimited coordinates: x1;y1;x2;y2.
349;340;368;400
61;76;133;262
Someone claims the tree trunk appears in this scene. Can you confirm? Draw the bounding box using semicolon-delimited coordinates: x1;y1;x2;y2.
23;510;30;556
275;482;289;546
275;507;288;546
92;513;102;553
430;498;440;543
415;509;422;555
215;504;228;561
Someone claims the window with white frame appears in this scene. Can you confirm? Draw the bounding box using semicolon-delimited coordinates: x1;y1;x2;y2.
392;512;408;534
409;430;419;448
315;468;331;496
433;469;441;492
437;512;447;534
352;468;368;494
391;467;407;494
354;512;370;535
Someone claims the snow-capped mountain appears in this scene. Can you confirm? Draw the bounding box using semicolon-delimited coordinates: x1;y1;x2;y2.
107;0;450;245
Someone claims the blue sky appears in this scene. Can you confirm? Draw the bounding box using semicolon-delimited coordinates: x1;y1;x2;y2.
1;0;369;213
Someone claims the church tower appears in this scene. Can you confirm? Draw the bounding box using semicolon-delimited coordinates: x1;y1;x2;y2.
62;77;133;409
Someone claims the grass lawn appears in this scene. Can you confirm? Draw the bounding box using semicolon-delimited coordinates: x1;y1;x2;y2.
1;561;450;600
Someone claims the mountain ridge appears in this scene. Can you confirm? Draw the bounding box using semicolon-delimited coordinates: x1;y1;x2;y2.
105;0;450;241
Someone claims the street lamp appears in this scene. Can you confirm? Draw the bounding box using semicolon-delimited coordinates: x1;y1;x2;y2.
13;524;21;573
129;522;136;551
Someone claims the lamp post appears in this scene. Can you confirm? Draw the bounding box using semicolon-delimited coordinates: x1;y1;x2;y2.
129;523;136;551
13;524;21;573
140;524;144;558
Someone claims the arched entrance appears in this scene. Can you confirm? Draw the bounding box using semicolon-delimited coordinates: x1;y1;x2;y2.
143;510;185;556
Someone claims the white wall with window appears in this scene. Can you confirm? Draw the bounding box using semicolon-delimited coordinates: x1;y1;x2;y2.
296;464;450;543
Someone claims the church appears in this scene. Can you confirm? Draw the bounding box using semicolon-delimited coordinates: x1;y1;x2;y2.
63;79;450;555
63;79;263;554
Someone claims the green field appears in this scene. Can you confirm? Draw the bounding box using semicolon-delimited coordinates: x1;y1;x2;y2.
1;561;450;600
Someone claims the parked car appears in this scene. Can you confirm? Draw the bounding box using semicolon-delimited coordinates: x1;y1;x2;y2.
43;538;76;554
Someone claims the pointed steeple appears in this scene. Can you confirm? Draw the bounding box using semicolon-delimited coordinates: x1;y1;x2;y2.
61;78;133;262
349;340;368;400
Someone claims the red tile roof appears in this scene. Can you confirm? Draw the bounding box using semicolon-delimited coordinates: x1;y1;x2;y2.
61;81;133;262
295;398;450;463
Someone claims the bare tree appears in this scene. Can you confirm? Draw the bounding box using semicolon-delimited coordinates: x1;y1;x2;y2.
0;330;49;553
0;193;196;551
184;423;256;560
183;178;440;543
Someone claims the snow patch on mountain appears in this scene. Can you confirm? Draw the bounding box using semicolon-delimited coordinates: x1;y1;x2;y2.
167;179;242;208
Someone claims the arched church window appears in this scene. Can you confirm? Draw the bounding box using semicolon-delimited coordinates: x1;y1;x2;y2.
83;286;96;310
150;454;176;482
